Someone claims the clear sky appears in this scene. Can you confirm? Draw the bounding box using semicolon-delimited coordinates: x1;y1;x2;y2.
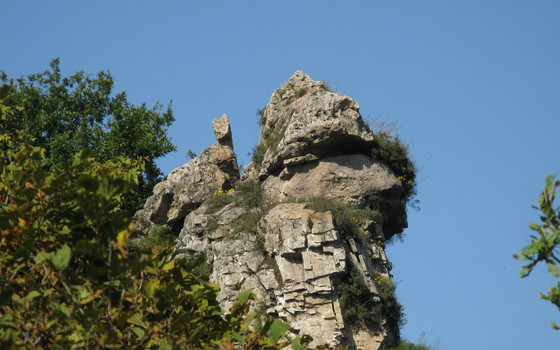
2;1;559;349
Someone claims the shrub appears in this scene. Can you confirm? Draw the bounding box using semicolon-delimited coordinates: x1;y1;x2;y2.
237;181;265;209
204;180;269;235
256;106;266;126
207;187;237;210
338;262;382;332
0;60;176;216
130;224;175;253
374;272;405;342
0;138;306;349
338;264;404;343
251;143;267;171
370;133;418;210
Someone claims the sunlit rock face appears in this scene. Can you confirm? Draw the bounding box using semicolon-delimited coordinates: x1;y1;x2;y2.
134;114;240;234
138;72;410;349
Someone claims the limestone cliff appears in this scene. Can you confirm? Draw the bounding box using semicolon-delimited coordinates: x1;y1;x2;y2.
135;72;413;349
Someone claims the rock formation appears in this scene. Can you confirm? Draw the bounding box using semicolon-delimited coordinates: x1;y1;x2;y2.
135;72;412;349
134;114;240;234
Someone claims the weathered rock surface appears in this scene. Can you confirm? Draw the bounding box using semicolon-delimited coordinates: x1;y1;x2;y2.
250;71;408;238
249;71;376;179
175;202;392;348
134;114;239;234
262;154;408;236
138;72;412;349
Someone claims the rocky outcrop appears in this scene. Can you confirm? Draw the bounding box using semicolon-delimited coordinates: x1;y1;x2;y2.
134;114;240;234
246;71;376;180
137;72;412;349
174;200;393;348
245;71;407;237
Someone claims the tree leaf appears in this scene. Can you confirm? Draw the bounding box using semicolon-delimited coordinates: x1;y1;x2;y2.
34;251;54;264
52;244;72;270
162;260;175;272
127;312;147;329
268;319;291;344
547;261;560;278
237;289;253;306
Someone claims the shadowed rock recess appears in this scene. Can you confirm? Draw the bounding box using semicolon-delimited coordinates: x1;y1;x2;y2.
135;72;413;349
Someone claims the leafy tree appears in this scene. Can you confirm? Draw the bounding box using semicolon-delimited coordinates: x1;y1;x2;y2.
515;174;560;329
0;100;309;349
0;59;176;215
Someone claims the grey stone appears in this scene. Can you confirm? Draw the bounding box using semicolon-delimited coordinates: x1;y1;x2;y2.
134;114;240;234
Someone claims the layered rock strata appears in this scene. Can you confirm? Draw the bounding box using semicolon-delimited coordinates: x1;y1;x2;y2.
136;72;410;349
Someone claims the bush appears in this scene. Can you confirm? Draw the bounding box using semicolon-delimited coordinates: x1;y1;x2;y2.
374;273;405;342
130;224;175;253
256;107;266;126
515;174;560;329
338;264;404;343
370;133;418;210
251;143;267;171
338;262;382;332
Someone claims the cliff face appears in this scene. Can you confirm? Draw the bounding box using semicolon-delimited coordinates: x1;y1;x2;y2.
135;72;410;349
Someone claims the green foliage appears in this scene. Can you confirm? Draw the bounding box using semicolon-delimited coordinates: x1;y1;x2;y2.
338;262;382;332
382;332;437;350
515;174;560;329
304;197;382;242
208;181;264;212
231;182;269;234
237;181;265;209
0;59;176;216
251;110;287;172
338;263;404;343
0;136;307;349
0;99;308;349
208;187;237;211
131;224;175;253
370;132;418;210
187;149;197;160
206;181;269;235
252;143;267;171
374;273;405;342
256;107;266;126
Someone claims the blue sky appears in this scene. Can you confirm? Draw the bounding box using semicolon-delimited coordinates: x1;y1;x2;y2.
2;1;559;349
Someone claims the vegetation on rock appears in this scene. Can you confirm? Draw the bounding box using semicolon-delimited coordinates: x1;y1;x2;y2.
338;262;383;332
304;197;383;242
337;259;404;343
370;132;418;210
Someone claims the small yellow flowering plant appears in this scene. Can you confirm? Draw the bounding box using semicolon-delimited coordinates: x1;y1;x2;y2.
213;187;235;196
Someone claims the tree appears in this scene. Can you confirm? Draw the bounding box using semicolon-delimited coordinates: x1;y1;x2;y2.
0;59;176;215
515;174;560;329
0;98;309;349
